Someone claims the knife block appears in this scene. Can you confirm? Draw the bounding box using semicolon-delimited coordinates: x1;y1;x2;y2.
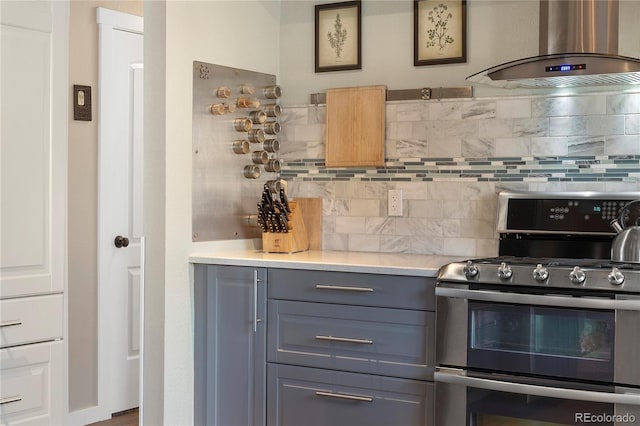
262;200;309;253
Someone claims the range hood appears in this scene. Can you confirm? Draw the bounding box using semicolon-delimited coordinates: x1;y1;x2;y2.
467;0;640;88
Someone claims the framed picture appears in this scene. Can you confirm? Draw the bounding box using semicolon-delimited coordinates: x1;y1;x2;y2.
315;0;361;73
414;0;467;66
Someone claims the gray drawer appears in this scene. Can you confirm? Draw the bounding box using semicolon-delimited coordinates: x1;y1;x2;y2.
267;363;434;426
268;269;434;311
268;300;434;380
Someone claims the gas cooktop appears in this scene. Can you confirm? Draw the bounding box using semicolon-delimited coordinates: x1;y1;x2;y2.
437;257;640;293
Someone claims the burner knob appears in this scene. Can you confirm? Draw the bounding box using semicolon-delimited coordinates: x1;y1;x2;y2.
497;262;513;280
464;261;479;279
533;264;549;282
608;268;625;286
569;266;586;285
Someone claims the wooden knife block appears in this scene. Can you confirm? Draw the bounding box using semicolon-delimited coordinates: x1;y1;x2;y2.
262;201;309;253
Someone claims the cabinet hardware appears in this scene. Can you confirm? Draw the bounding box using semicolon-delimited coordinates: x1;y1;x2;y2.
315;391;373;402
0;320;22;328
0;396;22;405
315;335;373;344
253;270;262;332
315;285;374;293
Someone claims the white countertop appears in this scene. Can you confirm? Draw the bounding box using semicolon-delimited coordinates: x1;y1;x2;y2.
189;250;465;277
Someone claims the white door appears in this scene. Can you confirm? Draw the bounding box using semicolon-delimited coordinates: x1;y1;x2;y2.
97;8;144;417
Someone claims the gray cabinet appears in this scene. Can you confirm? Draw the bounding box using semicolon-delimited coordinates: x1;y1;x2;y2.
267;364;434;426
267;269;436;426
194;265;267;426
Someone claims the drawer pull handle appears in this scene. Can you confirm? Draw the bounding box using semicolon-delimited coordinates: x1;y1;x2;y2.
0;396;22;405
315;391;373;402
315;335;373;344
0;320;22;328
315;285;374;293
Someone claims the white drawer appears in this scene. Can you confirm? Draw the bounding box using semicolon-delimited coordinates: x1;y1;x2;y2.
1;341;64;425
0;294;63;348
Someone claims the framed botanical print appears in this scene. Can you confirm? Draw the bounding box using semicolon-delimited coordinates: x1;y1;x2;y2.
315;0;362;72
414;0;467;66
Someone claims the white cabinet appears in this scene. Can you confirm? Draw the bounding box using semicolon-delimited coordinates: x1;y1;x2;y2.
0;1;67;424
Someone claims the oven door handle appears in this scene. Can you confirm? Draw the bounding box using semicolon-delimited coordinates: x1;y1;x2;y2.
434;368;640;406
435;287;640;311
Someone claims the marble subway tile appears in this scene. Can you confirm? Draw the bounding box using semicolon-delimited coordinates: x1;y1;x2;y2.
443;200;476;219
532;95;606;117
530;137;569;156
607;93;640;114
281;107;309;125
410;236;444;255
427;137;462;157
396;218;429;236
549;116;587;137
605;135;640;155
335;216;366;234
461;182;497;201
460;219;495;239
567;136;604;156
478;119;512;139
366;217;396;235
443;238;477;256
380;235;411;253
324;198;350;216
396;102;430;122
429;101;463;121
364;182;390;199
462;101;497;120
324;233;349;251
294;123;325;142
428;182;463;200
349;234;381;252
512;118;549;137
626;115;640;134
385;104;398;122
586;115;625;136
392;182;430;200
496;98;532;119
350;199;381;217
495;138;530;157
409;200;444;218
462;137;495;158
308;105;326;124
605;180;640;192
396;139;429;157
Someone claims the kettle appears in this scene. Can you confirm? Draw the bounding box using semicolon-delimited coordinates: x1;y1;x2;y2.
610;200;640;264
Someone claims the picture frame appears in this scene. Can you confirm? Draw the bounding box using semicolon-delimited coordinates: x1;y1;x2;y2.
315;0;362;73
414;0;467;66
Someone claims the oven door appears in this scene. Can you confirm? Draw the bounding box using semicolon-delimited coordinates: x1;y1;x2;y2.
435;367;640;426
436;285;640;386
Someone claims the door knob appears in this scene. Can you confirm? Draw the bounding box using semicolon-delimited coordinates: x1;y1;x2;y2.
114;235;130;248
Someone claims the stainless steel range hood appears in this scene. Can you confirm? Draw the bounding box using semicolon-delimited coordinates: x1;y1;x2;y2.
467;0;640;88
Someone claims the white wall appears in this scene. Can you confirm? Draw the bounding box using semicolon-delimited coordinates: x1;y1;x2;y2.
280;0;640;105
144;1;280;424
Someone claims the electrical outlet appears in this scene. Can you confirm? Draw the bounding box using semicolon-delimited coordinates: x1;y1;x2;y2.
388;189;403;216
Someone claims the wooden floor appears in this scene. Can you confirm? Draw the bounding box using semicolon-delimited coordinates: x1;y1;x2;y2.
87;408;138;426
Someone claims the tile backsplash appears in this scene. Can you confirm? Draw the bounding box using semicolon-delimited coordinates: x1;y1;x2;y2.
278;91;640;257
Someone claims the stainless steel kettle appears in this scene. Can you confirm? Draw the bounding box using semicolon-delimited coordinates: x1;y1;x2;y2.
610;200;640;263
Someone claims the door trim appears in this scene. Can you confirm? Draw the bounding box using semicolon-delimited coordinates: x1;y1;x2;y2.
96;7;144;425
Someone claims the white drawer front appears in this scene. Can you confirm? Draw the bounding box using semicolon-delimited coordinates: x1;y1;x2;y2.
1;341;64;425
0;294;63;348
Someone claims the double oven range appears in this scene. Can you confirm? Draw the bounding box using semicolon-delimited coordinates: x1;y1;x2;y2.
436;192;640;426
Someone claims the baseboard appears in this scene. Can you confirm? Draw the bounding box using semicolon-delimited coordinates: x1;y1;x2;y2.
66;405;110;426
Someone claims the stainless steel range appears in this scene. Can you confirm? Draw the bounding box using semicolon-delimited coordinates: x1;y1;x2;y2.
435;191;640;426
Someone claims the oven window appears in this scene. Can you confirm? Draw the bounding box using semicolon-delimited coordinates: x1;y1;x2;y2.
468;387;614;426
468;302;614;382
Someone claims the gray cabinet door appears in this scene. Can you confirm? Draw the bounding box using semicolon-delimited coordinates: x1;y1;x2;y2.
267;363;434;426
268;300;434;379
268;269;435;311
194;264;267;426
